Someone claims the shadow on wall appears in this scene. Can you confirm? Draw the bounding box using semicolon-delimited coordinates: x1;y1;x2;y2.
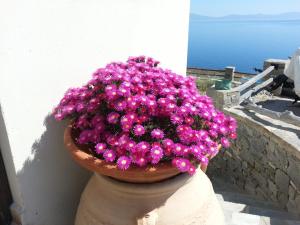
257;99;300;117
240;108;300;139
0;105;13;225
17;115;91;225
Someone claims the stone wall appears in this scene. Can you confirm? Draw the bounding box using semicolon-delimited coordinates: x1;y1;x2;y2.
187;67;255;79
207;106;300;214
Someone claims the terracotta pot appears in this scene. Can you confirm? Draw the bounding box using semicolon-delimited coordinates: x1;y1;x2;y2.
64;123;220;183
75;170;225;225
64;123;225;225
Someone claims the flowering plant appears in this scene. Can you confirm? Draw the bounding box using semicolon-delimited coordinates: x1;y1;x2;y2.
53;56;237;175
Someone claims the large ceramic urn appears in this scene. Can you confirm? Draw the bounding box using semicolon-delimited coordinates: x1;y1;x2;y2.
64;125;225;225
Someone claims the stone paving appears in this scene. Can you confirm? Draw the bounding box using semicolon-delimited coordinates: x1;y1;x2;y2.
212;177;300;225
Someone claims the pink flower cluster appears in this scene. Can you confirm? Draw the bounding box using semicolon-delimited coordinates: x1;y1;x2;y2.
53;56;237;174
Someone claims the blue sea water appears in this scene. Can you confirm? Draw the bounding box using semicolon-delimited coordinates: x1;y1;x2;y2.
188;20;300;73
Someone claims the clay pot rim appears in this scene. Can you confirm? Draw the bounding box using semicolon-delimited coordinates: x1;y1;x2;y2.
63;122;221;183
64;123;182;183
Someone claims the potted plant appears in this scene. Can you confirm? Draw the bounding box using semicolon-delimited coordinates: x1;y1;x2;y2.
54;56;237;181
53;56;237;224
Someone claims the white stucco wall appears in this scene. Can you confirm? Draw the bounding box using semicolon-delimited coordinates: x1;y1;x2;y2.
0;0;190;224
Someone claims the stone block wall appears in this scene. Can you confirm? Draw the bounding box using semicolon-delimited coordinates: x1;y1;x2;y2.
207;107;300;214
206;87;240;110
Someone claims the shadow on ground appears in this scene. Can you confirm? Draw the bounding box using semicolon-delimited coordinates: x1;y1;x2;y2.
239;108;300;139
257;98;300;117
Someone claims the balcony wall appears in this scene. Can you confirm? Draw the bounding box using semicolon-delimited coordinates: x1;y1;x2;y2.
208;106;300;214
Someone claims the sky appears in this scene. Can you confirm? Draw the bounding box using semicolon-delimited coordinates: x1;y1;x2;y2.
191;0;300;17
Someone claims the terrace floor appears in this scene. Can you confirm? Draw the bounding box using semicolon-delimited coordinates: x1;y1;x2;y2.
256;96;300;117
211;177;300;225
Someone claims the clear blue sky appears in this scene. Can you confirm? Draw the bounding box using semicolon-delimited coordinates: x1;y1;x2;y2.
191;0;300;17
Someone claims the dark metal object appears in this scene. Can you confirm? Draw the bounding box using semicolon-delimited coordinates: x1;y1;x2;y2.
265;74;300;104
253;67;263;73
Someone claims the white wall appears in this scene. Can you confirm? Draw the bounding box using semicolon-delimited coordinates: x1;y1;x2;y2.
0;0;190;224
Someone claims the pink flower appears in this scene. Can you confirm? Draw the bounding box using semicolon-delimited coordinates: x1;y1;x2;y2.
120;115;131;124
91;114;104;126
209;130;218;138
188;165;196;175
103;150;116;162
117;156;131;170
134;156;147;167
115;147;126;157
105;85;118;100
157;98;168;107
95;143;107;154
118;84;131;97
76;103;85;113
121;124;131;132
147;99;156;108
151;129;164;139
54;113;63;121
133;125;145;136
170;114;183;125
78;130;93;144
199;155;209;166
173;144;184;156
162;139;174;148
134;142;150;154
207;144;218;156
184;117;194;125
166;94;176;102
182;145;190;156
107;135;120;147
176;125;190;134
120;115;133;131
126;140;136;151
177;106;189;116
118;135;130;147
229;132;237;139
127;113;137;121
107;112;120;124
166;103;177;112
138;115;149;123
126;98;138;111
221;137;230;148
190;145;201;156
150;146;164;162
219;125;229;135
173;158;191;172
114;100;127;111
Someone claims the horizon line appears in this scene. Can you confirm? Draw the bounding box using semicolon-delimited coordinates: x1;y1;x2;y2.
190;11;300;18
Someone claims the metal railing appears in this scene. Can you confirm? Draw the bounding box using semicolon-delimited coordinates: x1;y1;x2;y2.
232;66;274;103
231;66;300;127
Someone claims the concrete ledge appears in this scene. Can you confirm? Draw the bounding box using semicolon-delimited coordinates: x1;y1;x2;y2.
226;106;300;160
263;59;290;77
206;87;240;110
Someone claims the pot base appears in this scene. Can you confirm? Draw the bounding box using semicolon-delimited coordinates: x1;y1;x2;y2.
75;169;225;225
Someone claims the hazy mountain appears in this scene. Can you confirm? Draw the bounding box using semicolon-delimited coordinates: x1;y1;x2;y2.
190;12;300;21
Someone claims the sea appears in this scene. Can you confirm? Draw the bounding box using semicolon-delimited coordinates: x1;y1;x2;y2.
188;20;300;73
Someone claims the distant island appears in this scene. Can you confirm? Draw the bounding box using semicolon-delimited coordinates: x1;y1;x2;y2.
190;12;300;21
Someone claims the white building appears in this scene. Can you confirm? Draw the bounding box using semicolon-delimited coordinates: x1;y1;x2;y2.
0;0;190;224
